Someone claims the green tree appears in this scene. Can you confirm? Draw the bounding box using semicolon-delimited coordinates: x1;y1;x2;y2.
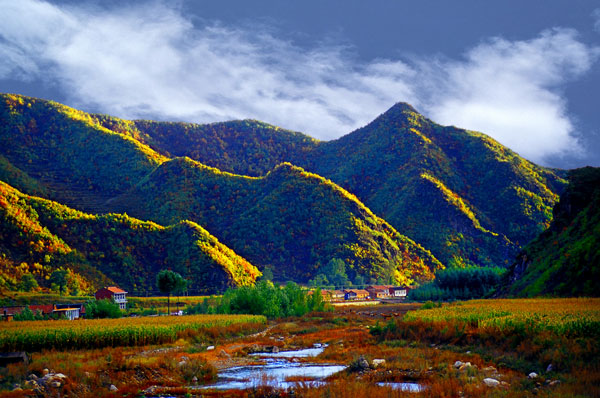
49;269;68;295
353;274;365;287
261;266;274;281
18;273;38;292
156;269;182;315
13;307;44;321
174;275;188;314
309;273;329;287
86;299;122;319
321;258;349;288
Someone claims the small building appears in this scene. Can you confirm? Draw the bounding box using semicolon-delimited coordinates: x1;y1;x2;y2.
1;304;72;321
28;305;55;315
366;285;393;299
389;286;410;298
330;290;345;301
343;289;369;301
52;307;80;320
95;286;128;309
367;287;389;299
53;303;85;320
1;306;24;321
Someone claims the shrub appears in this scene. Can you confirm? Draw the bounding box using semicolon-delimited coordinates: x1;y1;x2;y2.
180;357;217;383
186;281;331;319
85;299;122;319
13;307;44;321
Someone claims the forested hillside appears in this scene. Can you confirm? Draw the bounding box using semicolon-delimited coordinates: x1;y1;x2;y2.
94;99;566;269
508;167;600;297
0;180;260;294
306;103;567;268
112;159;441;284
0;94;441;290
93;116;320;177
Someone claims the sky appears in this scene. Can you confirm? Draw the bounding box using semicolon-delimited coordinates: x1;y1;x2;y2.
1;0;599;168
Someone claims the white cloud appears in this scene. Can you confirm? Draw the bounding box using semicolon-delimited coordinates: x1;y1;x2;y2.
418;29;597;162
0;0;598;165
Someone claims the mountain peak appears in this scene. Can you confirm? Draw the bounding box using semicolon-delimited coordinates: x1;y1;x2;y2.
389;102;419;114
371;102;427;128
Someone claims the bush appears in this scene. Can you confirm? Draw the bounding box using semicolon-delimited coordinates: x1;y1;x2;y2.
85;299;122;319
13;307;44;321
180;357;217;383
186;281;330;319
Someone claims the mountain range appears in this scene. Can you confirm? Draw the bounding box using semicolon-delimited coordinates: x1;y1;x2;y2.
0;93;582;295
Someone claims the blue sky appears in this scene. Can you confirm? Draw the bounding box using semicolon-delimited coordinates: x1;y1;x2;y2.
1;0;599;168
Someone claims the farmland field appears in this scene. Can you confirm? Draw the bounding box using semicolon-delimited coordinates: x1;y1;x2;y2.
0;314;266;352
403;298;600;337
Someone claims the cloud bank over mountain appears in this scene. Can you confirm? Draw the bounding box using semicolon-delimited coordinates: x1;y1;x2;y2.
1;0;597;165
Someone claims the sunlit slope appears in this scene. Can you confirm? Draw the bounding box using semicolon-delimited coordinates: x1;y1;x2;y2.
0;94;166;214
0;94;440;286
508;167;600;297
110;101;566;269
0;180;260;294
113;159;442;284
306;103;567;268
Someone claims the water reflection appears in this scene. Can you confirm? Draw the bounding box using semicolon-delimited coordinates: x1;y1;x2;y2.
200;359;346;390
249;346;325;358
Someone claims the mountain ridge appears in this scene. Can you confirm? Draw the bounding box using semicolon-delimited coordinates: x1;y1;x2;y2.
0;93;441;289
83;95;565;269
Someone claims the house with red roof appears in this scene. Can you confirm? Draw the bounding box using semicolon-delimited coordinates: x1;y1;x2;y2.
95;286;128;309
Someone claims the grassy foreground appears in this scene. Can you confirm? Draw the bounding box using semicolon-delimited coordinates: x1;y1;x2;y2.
0;298;598;397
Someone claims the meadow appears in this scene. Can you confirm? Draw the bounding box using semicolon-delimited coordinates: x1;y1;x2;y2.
371;298;600;383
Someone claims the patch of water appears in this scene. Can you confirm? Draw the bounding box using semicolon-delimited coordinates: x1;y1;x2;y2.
200;359;346;390
249;346;325;358
377;382;425;392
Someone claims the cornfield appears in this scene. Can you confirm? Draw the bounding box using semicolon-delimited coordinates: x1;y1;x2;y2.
404;298;600;337
0;314;266;352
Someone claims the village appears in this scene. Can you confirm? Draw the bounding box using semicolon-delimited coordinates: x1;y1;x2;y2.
318;285;409;302
1;285;410;321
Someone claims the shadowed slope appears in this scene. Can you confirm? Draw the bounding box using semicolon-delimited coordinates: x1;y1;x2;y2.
112;101;566;268
305;103;566;267
113;159;442;284
508;167;600;297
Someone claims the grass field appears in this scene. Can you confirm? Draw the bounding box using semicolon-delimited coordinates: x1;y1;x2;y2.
372;298;600;377
404;298;600;337
0;314;266;352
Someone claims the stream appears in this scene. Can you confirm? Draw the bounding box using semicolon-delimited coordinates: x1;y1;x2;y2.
199;346;424;392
